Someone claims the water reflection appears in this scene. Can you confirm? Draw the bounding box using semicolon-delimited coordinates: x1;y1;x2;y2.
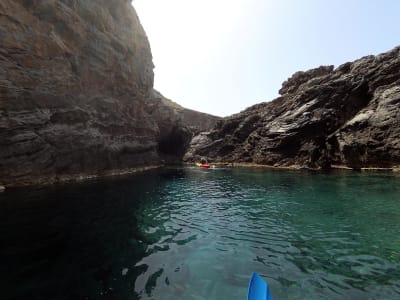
1;168;400;299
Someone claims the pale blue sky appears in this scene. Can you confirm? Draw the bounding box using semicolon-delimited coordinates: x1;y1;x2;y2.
133;0;400;117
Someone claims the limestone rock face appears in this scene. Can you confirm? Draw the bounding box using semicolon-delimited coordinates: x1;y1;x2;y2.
0;0;217;186
185;47;400;169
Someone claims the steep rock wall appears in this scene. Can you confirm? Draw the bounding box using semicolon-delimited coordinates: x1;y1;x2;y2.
0;0;217;187
151;90;221;135
185;47;400;170
0;0;157;186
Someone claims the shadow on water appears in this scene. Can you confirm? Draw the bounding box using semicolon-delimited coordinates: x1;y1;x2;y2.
1;167;400;300
0;171;169;300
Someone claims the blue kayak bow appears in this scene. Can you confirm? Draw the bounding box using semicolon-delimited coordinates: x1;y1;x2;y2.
247;272;274;300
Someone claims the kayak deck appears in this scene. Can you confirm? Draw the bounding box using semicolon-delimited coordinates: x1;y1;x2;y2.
247;272;274;300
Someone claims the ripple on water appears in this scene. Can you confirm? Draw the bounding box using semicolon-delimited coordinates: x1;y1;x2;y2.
1;168;400;300
131;168;400;300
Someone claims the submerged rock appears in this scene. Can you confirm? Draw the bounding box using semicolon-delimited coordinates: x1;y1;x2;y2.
185;47;400;169
0;0;218;186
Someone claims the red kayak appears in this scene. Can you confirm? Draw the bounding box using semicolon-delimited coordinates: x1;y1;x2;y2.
196;163;210;169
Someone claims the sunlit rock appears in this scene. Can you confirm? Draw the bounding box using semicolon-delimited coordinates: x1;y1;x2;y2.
185;46;400;170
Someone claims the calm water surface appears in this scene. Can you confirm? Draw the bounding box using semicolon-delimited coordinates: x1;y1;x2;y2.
1;168;400;300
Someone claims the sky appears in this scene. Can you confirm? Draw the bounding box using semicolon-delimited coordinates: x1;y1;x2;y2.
132;0;400;117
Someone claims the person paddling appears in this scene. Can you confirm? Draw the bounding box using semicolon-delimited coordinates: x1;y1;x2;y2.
199;158;210;169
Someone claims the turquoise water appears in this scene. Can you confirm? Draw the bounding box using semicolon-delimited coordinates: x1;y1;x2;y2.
1;168;400;299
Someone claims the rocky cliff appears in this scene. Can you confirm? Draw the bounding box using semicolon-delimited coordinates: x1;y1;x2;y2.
0;0;218;187
148;90;220;163
151;90;221;134
185;47;400;170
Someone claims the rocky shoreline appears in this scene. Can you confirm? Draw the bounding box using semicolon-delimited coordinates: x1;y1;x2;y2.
0;165;163;189
188;162;400;172
185;47;400;170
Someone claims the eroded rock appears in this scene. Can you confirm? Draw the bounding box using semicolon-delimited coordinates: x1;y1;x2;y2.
185;46;400;170
0;0;219;186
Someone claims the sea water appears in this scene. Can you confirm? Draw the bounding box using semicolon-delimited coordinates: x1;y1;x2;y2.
1;167;400;300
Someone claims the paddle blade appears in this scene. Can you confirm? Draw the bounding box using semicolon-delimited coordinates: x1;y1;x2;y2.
247;272;274;300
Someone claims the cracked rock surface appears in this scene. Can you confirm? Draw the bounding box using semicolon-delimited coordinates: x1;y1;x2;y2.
185;47;400;169
0;0;219;186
